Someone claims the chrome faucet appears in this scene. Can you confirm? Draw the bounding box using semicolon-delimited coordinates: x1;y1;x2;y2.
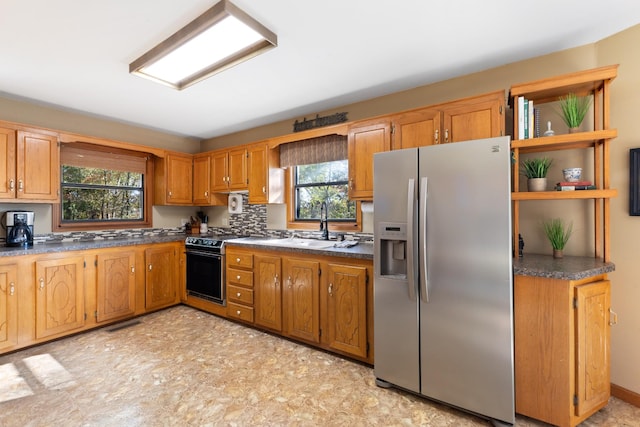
320;201;329;240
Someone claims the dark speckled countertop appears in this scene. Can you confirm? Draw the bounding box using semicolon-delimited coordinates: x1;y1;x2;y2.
225;237;374;260
0;234;186;257
513;253;615;280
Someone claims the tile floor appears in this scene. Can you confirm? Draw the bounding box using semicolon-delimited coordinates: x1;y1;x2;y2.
1;305;638;426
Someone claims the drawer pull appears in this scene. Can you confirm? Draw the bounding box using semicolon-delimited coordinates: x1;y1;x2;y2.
236;310;241;315
236;257;241;263
237;275;241;280
236;292;241;297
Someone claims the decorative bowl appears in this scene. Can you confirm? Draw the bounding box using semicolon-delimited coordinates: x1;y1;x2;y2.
562;167;582;182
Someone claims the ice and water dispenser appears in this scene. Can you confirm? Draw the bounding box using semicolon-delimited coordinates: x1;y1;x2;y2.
377;222;408;279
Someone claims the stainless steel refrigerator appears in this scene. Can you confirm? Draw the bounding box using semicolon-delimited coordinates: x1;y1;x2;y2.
373;136;514;425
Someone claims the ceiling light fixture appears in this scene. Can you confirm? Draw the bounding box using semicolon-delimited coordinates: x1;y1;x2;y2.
129;0;277;90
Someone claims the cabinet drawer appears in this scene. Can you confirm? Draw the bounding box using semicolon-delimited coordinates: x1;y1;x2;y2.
227;253;253;269
227;268;253;287
227;302;254;323
228;284;253;305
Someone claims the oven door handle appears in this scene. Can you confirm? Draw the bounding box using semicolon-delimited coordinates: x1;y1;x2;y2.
186;249;223;259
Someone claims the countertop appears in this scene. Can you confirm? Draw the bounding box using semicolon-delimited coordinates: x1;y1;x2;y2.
513;253;615;280
0;234;186;257
225;237;374;260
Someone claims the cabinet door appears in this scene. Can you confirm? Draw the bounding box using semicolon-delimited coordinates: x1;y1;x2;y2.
0;127;16;199
35;256;85;339
211;151;229;191
145;245;177;310
348;120;391;200
0;263;18;350
575;280;611;417
441;97;503;143
248;144;268;204
165;153;193;204
392;109;441;149
283;258;320;343
96;251;136;323
325;264;368;358
16;130;59;200
254;254;282;331
228;148;248;190
193;154;211;205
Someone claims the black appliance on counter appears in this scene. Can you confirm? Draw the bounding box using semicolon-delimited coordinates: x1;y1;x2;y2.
3;211;34;247
184;235;241;305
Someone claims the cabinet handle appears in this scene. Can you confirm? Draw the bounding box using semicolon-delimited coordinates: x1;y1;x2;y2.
274;274;279;287
236;257;241;263
434;129;439;144
9;282;15;296
148;264;153;271
287;276;292;289
39;278;45;290
328;282;333;296
236;275;241;280
609;308;619;326
262;186;266;194
236;292;241;297
444;129;449;143
18;180;23;191
349;179;354;190
236;310;241;315
131;266;135;274
204;191;208;197
9;179;14;191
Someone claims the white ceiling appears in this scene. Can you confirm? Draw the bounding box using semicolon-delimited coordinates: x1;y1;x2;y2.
2;1;640;140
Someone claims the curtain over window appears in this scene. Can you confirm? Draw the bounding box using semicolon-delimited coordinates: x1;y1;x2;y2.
279;134;347;168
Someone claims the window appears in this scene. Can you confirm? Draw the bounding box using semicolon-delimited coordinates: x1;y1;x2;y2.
288;159;361;231
53;143;152;231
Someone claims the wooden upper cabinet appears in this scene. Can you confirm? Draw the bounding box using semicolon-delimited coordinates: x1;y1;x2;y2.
247;143;284;204
441;91;504;143
391;109;441;149
193;153;227;206
0;127;59;202
348;119;392;200
154;152;193;205
212;148;247;192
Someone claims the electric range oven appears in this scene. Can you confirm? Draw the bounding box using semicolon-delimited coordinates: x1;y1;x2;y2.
185;235;239;305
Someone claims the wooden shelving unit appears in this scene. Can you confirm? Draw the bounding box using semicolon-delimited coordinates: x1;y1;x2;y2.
509;65;618;262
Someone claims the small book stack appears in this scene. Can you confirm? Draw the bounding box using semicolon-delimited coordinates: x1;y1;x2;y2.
516;96;540;139
555;180;596;191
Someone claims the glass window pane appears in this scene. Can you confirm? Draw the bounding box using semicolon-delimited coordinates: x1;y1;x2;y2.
296;160;348;184
296;184;355;220
62;166;142;188
61;188;143;221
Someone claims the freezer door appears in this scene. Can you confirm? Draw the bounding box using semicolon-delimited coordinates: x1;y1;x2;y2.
373;148;420;393
418;137;515;424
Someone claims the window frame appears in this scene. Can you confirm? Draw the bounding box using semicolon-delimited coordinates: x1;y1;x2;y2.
286;166;361;232
52;144;153;232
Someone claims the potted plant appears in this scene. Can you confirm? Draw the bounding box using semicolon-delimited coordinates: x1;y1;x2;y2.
521;157;553;191
558;93;592;133
542;218;573;258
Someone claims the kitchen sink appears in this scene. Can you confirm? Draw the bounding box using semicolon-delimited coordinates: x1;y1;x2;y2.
257;238;336;249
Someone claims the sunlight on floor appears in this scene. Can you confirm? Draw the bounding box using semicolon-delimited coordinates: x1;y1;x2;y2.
0;363;33;403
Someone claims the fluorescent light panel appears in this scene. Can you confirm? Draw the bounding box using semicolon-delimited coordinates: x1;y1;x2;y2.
129;0;277;90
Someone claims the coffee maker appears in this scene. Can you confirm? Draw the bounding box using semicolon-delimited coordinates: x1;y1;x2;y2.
3;211;34;247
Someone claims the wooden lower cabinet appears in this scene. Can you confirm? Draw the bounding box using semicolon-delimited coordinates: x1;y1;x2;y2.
96;250;136;322
324;263;368;359
255;254;282;331
35;255;86;339
224;245;373;364
283;258;320;343
144;244;179;311
0;262;18;350
515;274;611;427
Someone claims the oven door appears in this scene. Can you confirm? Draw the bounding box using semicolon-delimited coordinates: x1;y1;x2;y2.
186;249;225;305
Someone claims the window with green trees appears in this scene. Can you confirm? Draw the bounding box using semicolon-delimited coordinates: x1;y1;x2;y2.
294;159;356;222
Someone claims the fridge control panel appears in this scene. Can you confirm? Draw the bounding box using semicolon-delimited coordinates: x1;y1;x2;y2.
378;222;407;240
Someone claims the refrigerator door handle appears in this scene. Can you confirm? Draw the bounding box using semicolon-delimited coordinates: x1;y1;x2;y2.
420;176;429;303
406;178;417;301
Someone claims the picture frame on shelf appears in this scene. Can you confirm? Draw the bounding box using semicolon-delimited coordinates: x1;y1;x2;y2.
629;148;640;215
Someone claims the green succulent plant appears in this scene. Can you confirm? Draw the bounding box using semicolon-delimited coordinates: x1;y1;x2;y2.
558;93;592;129
520;157;553;179
542;218;573;250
